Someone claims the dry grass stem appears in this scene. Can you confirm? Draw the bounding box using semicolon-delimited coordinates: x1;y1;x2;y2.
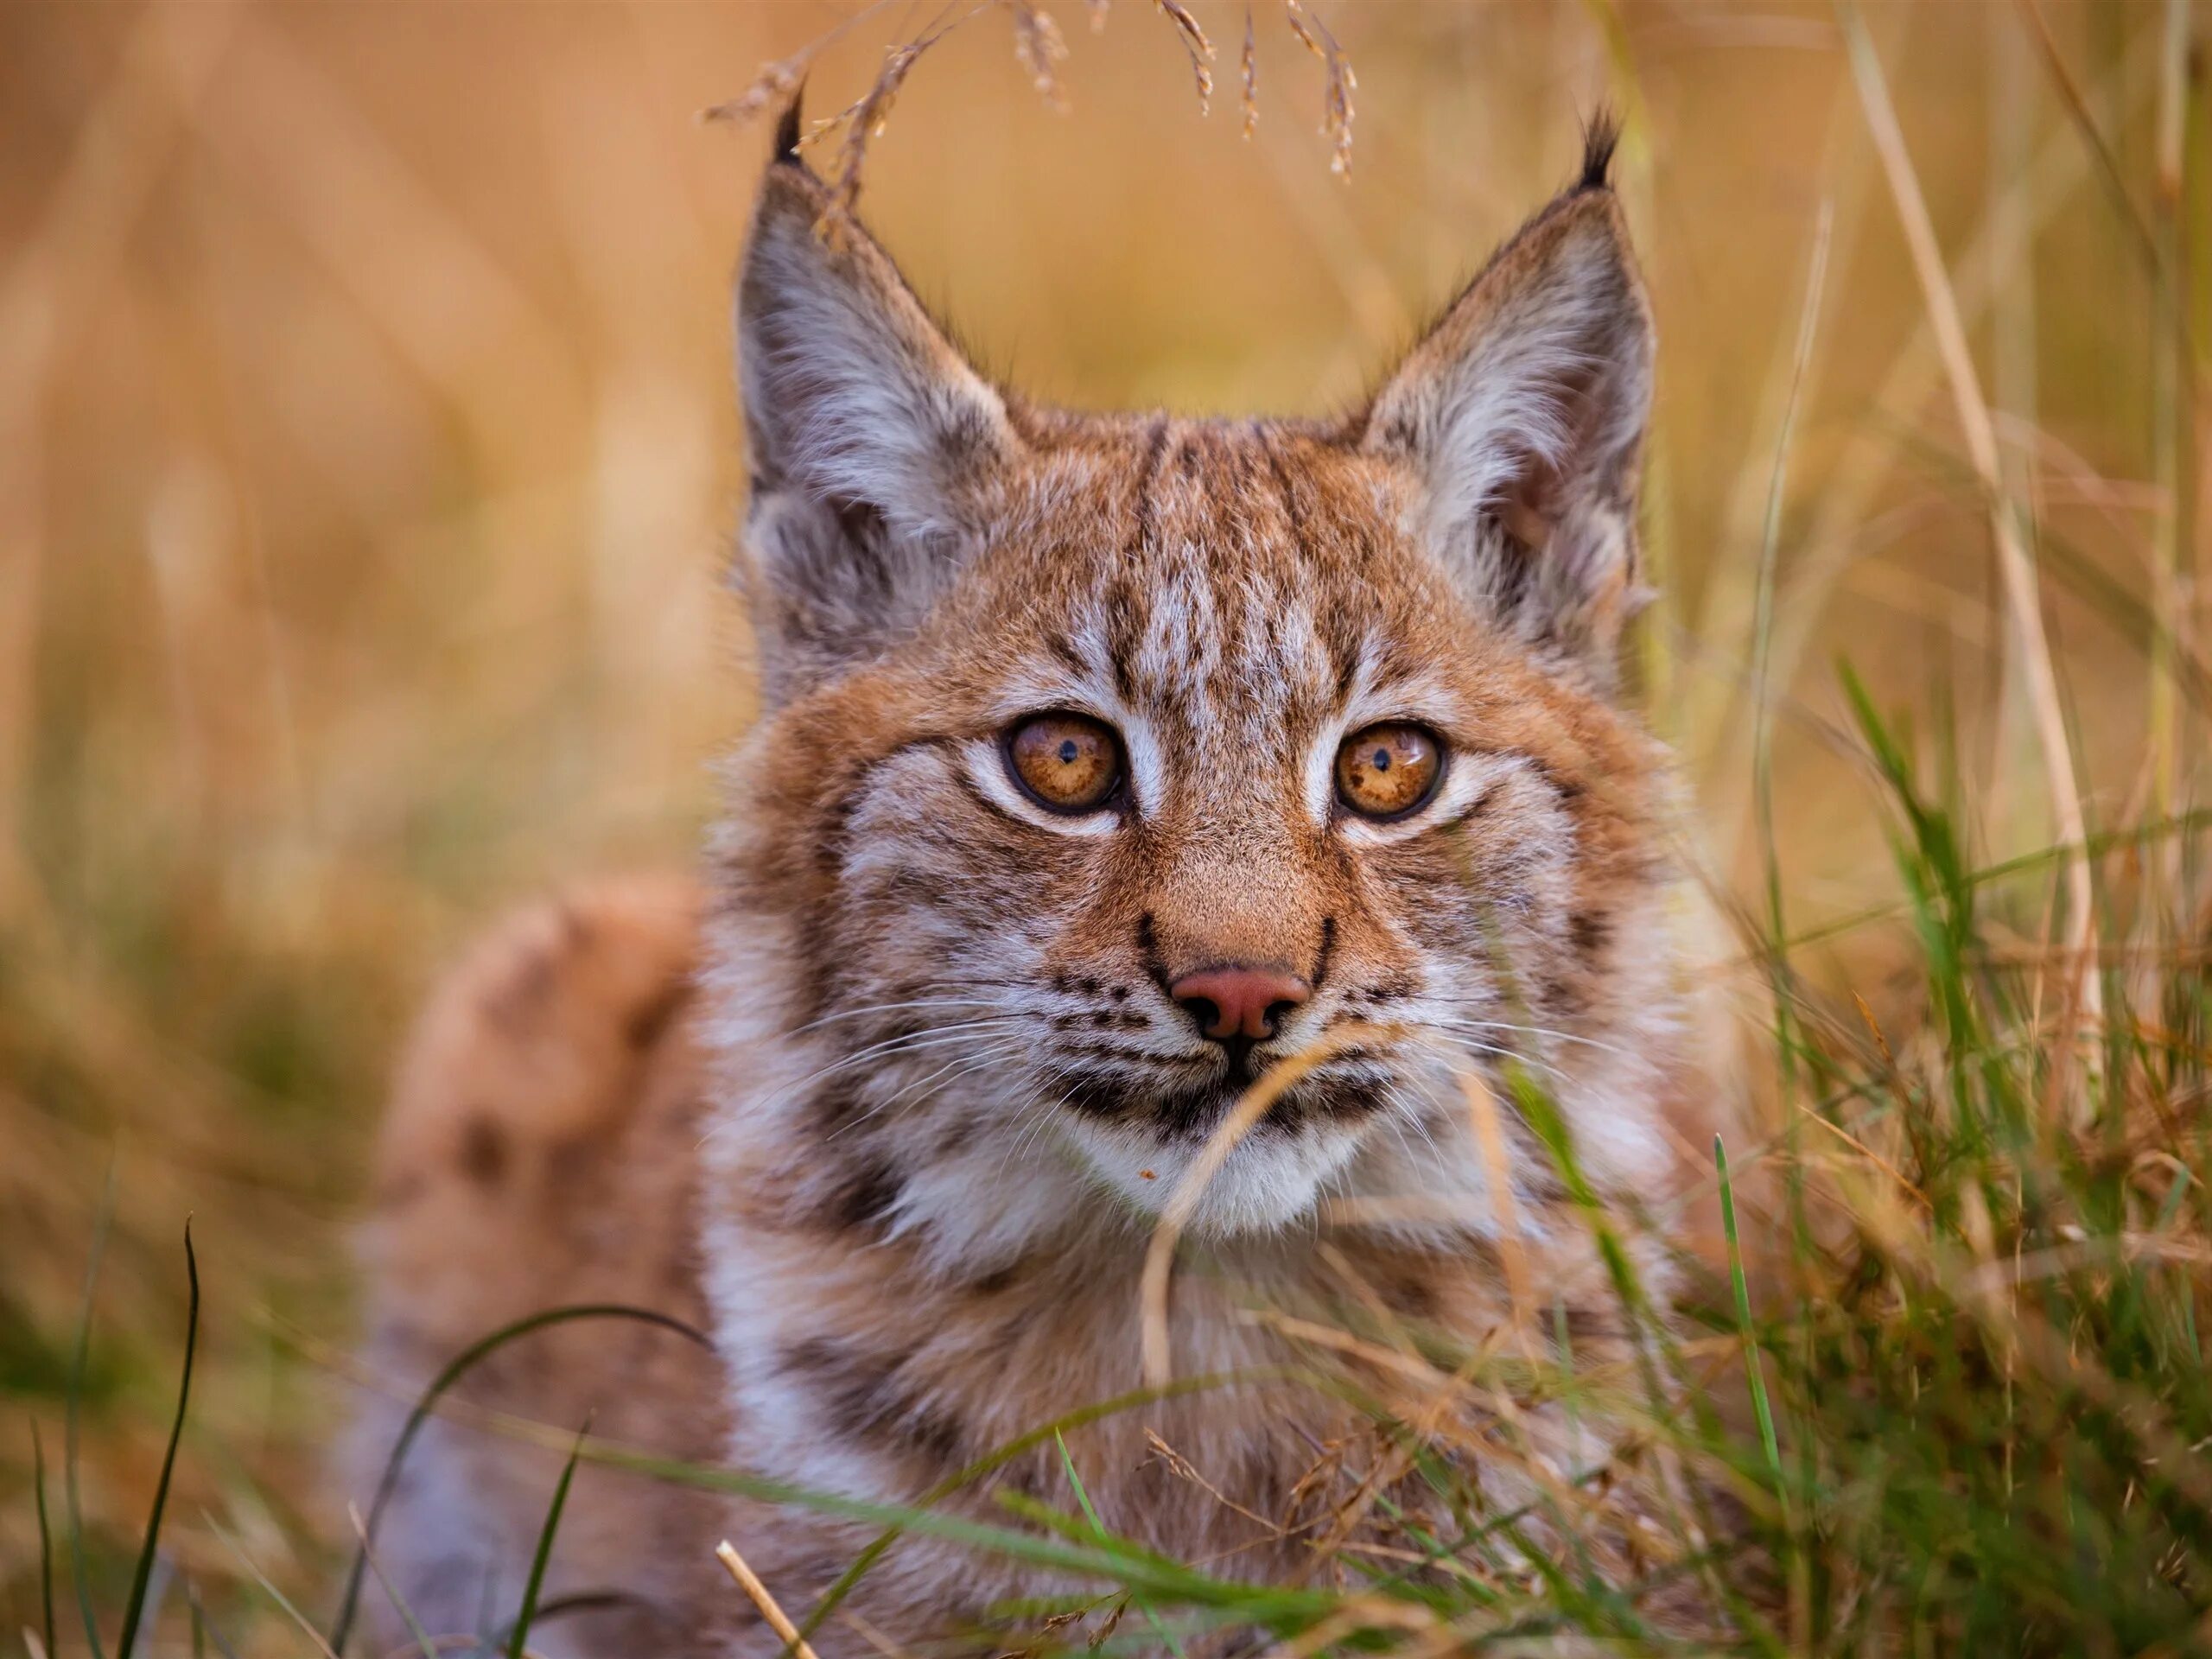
1798;1103;1929;1211
346;1503;439;1659
1283;1;1355;176
1140;1020;1400;1385
829;32;936;221
697;55;809;128
2014;0;2168;283
205;1518;343;1659
700;0;1349;219
697;0;902;126
1152;0;1217;111
1144;1429;1284;1535
1234;1307;1458;1391
1688;24;2165;866
2146;0;2194;849
1842;3;2103;1077
835;1611;924;1659
1240;3;1260;138
1009;2;1071;111
715;1540;823;1659
1258;1596;1438;1659
1460;1067;1537;1357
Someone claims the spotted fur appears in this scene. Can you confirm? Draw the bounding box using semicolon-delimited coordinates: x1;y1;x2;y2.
349;120;1728;1656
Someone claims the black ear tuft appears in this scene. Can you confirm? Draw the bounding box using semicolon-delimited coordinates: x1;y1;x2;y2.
1360;156;1655;673
735;136;1019;701
773;84;805;166
1578;108;1620;193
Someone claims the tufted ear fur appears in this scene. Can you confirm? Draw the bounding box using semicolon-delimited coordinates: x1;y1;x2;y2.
1361;127;1655;679
735;119;1020;701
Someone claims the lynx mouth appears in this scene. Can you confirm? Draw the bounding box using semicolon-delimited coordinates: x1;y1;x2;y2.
1048;1058;1393;1140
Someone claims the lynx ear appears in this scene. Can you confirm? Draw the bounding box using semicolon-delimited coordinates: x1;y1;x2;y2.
1363;146;1655;675
735;143;1019;698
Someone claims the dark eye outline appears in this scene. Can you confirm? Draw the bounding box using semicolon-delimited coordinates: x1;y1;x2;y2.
1001;711;1128;817
1332;721;1448;823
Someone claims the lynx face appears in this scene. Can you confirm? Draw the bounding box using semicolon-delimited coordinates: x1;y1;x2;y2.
713;125;1683;1249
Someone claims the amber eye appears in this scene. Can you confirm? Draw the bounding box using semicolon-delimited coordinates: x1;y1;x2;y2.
1004;713;1124;814
1334;722;1445;821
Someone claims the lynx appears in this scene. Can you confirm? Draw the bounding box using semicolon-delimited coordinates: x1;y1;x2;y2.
347;108;1726;1657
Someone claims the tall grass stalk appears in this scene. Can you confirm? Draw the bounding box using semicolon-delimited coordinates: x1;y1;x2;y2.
2149;0;2193;851
30;1420;57;1659
714;1541;822;1659
1842;0;2103;1073
63;1171;114;1659
185;1587;243;1659
1694;19;2167;868
206;1519;339;1659
1988;9;2045;859
1752;196;1833;976
505;1420;588;1659
113;1223;197;1659
327;1303;710;1652
1058;1433;1183;1658
344;1504;437;1659
1714;1139;1781;1506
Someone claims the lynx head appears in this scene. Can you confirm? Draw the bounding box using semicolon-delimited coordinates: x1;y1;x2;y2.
712;117;1688;1259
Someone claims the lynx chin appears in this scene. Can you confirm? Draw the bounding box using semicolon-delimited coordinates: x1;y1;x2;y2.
346;107;1731;1656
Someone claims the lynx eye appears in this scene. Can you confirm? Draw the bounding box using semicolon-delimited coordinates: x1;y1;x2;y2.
1004;713;1123;814
1334;723;1445;821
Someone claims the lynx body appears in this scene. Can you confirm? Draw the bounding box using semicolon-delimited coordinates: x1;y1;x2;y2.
349;118;1723;1657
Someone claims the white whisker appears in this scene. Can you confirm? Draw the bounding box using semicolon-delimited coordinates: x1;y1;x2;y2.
1421;1014;1637;1063
747;1018;1032;1121
823;1039;1032;1141
785;995;1007;1039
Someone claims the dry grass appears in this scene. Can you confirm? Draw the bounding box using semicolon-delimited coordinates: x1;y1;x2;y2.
3;0;2209;1653
702;0;1356;219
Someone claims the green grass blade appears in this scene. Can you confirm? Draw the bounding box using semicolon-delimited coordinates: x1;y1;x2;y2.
1056;1433;1184;1658
327;1302;709;1652
506;1419;589;1659
795;1368;1248;1641
491;1592;641;1652
117;1222;199;1659
1716;1138;1785;1501
575;1436;1338;1616
32;1419;57;1659
1550;1294;1585;1476
66;1167;117;1659
1751;194;1834;965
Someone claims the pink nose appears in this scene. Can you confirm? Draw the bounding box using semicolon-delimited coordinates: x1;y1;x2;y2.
1169;965;1312;1043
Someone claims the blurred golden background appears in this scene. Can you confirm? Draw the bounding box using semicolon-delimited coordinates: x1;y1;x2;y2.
1;0;2201;1638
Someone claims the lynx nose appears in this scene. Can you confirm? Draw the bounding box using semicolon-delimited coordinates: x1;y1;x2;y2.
1169;966;1312;1044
